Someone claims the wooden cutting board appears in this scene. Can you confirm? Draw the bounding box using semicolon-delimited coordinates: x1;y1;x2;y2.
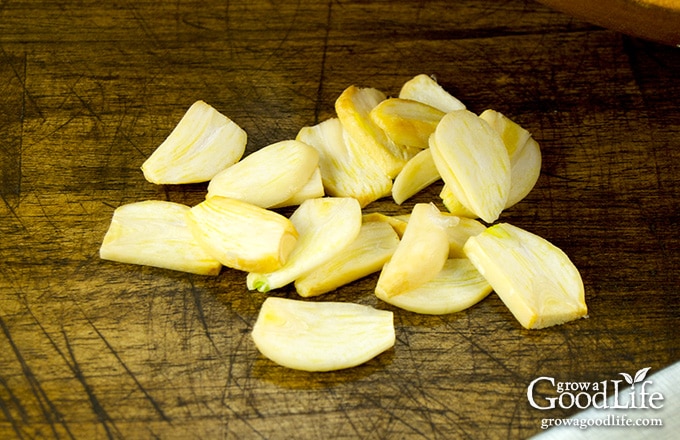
1;1;678;438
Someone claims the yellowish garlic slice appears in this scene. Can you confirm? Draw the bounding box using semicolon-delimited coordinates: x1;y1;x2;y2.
269;168;324;208
361;212;409;237
295;220;400;297
375;203;453;298
439;110;542;217
479;109;542;208
186;196;298;273
252;297;395;372
335;85;418;178
206;140;319;208
430;110;511;223
440;184;483;218
392;148;441;205
100;201;222;275
463;223;587;329
376;258;492;315
296;118;392;207
142;100;247;184
369;98;445;149
398;74;466;113
444;216;486;258
247;197;362;293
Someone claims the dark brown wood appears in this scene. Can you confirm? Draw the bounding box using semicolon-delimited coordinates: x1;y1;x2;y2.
1;1;678;438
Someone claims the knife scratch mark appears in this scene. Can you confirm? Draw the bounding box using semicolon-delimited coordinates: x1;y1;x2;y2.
61;329;120;440
83;316;172;423
189;279;220;355
0;374;28;438
0;315;70;439
313;0;333;125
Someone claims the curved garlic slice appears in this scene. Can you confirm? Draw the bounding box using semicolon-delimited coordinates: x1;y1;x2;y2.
464;223;587;329
430;110;511;223
376;258;491;315
252;297;395;372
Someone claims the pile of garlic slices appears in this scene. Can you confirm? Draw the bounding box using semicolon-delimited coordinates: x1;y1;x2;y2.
100;74;588;372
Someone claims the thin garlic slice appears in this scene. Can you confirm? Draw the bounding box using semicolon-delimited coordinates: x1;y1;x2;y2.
445;216;486;258
375;203;453;298
295;220;400;297
142;101;247;184
100;201;222;275
369;98;445;149
392;148;441;205
479;109;542;208
186;196;298;273
376;258;492;315
336;85;418;178
296;118;392;207
269;167;325;208
464;223;587;329
247;197;362;293
252;297;395;372
361;212;409;237
430;110;511;223
398;74;466;113
207;140;319;208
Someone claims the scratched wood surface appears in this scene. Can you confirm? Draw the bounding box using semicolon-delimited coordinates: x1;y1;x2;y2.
1;1;678;439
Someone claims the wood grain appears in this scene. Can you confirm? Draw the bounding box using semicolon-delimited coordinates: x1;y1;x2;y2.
0;1;678;439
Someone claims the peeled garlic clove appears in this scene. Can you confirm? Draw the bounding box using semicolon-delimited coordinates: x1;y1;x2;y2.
269;167;325;208
444;216;486;258
369;98;445;149
252;297;395;372
392;148;441;205
430;110;511;223
376;258;492;315
207;140;319;208
335;85;417;178
295;220;400;297
361;212;409;238
463;223;587;329
247;197;362;293
375;203;452;298
398;74;466;113
186;196;298;273
296;118;392;208
99;201;222;275
439;184;479;219
142;100;247;184
479;109;542;208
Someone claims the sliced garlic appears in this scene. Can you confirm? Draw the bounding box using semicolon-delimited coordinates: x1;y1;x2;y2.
141;100;247;184
398;74;466;113
296;118;392;207
392;148;441;205
252;297;395;372
361;212;409;238
479;109;542;208
99;201;222;275
430;110;511;223
207;140;319;208
463;223;587;329
186;196;298;273
445;216;486;258
376;258;492;315
369;98;445;149
375;203;453;298
295;220;400;297
247;197;362;293
269;167;325;208
335;85;418;178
